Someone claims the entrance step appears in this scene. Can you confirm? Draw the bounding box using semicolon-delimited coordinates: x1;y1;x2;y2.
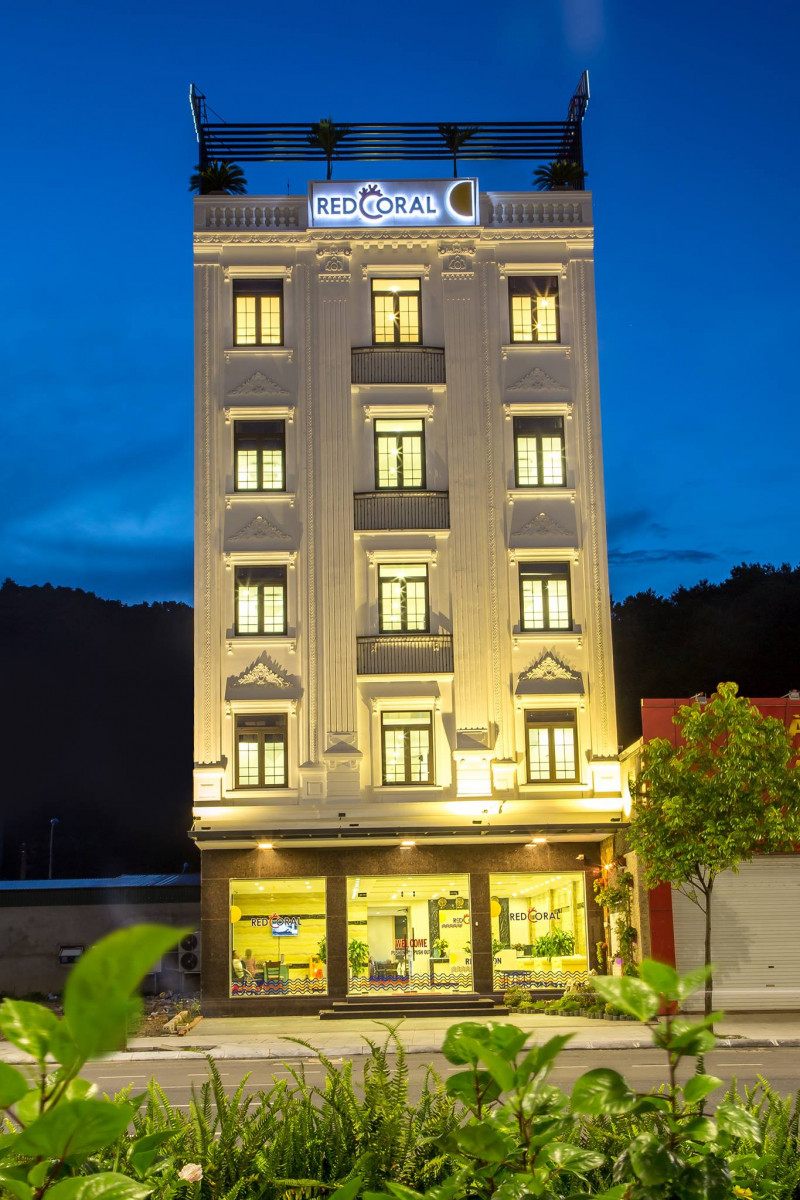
319;993;509;1020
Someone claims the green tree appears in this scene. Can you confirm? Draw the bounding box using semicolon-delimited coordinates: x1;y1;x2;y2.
628;682;800;1019
308;117;350;180
188;160;247;195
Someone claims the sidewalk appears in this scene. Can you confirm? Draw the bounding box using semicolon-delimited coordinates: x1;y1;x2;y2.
4;1010;800;1064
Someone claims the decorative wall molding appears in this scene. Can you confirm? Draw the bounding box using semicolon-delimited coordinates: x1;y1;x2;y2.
508;366;568;392
229;514;291;542
521;652;579;682
234;655;292;688
517;511;572;539
227;371;290;397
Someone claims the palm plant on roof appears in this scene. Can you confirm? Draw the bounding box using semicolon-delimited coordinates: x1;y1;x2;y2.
437;123;479;178
533;159;585;190
308;117;350;180
189;160;248;195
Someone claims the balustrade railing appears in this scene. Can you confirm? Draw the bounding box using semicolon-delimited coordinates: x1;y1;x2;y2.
354;491;449;531
356;634;454;675
351;346;446;385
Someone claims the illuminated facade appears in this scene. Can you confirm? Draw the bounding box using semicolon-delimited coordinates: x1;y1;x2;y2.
192;172;623;1014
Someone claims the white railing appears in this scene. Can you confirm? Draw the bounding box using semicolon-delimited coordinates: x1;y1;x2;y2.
196;200;307;230
482;193;590;227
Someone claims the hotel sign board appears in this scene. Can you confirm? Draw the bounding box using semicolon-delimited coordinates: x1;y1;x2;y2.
309;179;479;229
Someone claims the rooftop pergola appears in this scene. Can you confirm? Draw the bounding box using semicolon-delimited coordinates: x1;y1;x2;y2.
189;74;589;178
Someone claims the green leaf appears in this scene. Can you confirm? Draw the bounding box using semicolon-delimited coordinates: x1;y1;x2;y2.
0;1062;28;1108
486;1024;530;1059
127;1130;178;1175
652;1018;718;1055
517;1034;573;1081
47;1175;152;1200
591;976;659;1021
570;1068;640;1115
444;1069;501;1107
468;1044;515;1092
441;1022;492;1065
683;1073;723;1104
16;1088;44;1125
542;1142;605;1173
0;1000;59;1063
63;925;185;1059
682;1115;718;1141
14;1099;134;1160
716;1102;763;1144
330;1179;363;1200
453;1121;515;1162
676;964;713;1002
637;959;679;997
0;1170;33;1200
627;1133;675;1184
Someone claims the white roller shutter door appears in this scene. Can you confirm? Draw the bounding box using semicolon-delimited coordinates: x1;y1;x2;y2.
672;856;800;1011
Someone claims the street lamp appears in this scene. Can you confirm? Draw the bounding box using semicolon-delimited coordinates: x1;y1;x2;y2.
48;818;59;880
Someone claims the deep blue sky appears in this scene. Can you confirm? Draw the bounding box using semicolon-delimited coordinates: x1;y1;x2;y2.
2;0;797;605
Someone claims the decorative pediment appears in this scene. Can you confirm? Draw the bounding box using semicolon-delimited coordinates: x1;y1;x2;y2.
233;655;292;688
228;371;290;397
508;366;568;392
517;511;572;540
516;652;584;695
229;514;291;542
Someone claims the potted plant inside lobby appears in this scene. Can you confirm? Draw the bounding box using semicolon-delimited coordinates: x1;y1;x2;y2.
348;938;370;979
432;937;449;960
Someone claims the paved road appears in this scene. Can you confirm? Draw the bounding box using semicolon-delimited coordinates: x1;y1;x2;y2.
80;1047;800;1109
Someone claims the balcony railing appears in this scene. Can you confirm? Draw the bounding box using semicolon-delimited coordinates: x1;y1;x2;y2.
354;491;449;531
356;634;454;675
351;346;446;385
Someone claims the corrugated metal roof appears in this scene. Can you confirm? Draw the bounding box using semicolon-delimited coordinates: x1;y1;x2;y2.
0;874;200;891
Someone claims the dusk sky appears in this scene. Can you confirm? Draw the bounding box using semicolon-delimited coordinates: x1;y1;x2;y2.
2;0;797;605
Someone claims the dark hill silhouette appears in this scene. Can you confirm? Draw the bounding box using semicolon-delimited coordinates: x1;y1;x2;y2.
2;563;798;875
612;563;800;745
0;580;195;879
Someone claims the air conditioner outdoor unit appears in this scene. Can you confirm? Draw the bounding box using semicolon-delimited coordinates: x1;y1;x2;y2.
179;931;202;973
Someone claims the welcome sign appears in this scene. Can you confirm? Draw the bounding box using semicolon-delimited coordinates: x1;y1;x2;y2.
309;179;479;229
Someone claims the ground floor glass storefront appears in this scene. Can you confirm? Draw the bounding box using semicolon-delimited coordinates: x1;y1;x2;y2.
230;878;327;998
490;871;588;991
347;873;472;994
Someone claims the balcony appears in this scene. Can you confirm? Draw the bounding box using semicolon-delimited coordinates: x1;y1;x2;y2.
354;491;449;531
351;346;446;385
356;634;454;676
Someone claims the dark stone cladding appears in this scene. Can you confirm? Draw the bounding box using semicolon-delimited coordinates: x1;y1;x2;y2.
201;842;604;1016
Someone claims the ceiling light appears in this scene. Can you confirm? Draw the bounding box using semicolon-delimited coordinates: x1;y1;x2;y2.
257;842;273;850
401;839;415;847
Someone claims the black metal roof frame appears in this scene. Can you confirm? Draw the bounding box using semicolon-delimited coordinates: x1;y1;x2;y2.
189;74;589;174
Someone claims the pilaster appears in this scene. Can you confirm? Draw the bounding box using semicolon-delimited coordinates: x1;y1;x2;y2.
569;257;618;758
194;262;223;779
315;268;360;788
442;268;492;793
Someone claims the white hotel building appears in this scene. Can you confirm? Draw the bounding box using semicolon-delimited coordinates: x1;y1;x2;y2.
191;86;625;1015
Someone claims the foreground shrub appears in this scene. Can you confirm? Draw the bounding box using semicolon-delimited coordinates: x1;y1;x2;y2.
0;930;798;1200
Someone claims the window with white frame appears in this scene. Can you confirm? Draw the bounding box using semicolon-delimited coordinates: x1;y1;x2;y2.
519;562;571;631
381;710;433;785
508;276;559;343
378;563;429;632
235;566;287;635
525;710;578;783
513;416;566;487
235;713;288;787
233;280;283;345
374;418;425;489
234;421;285;491
371;279;422;345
